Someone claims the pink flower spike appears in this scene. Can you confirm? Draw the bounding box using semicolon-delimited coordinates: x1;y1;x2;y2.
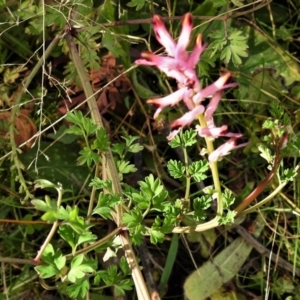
152;15;176;56
171;105;205;128
175;13;193;60
193;72;233;103
187;34;206;69
147;87;188;118
208;138;248;162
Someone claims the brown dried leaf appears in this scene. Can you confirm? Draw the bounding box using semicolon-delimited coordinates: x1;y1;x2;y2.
0;110;37;149
59;53;131;115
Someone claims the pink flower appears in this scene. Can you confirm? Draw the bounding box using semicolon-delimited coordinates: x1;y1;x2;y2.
167;129;181;141
208;138;249;162
152;15;177;57
193;73;238;103
175;13;193;60
205;91;223;122
136;13;201;88
171;105;205;128
197;125;242;139
186;34;206;70
147;87;188;119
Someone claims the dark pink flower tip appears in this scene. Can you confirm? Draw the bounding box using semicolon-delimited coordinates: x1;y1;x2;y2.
187;34;206;69
193;72;236;103
208;138;248;162
171;105;205;128
147;87;188;119
152;15;176;56
175;13;193;61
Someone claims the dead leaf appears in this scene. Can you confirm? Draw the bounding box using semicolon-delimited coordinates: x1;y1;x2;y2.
0;110;37;149
59;53;131;114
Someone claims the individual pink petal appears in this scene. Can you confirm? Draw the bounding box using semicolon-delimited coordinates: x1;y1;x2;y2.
205;91;223;121
193;73;237;103
167;129;181;140
197;125;228;138
147;87;188;118
171;105;204;128
197;124;243;139
160;67;188;84
152;15;176;56
208;138;248;162
187;34;206;69
136;51;178;68
175;13;193;61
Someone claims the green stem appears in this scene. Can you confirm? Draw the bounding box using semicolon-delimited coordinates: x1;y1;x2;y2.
65;227;120;259
197;114;223;218
183;147;191;210
238;182;287;216
34;186;63;262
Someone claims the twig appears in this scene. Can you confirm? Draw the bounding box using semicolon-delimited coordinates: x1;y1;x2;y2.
139;240;161;300
234;224;300;277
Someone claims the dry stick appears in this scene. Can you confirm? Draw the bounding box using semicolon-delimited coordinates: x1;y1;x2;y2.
234;224;300;277
64;29;151;300
8;34;61;201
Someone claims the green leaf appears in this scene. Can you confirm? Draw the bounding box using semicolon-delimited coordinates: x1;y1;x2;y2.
119;257;131;275
78;147;100;166
222;189;236;209
76;232;97;249
93;192;118;220
122;210;143;228
81;117;97;136
112;143;126;158
182;130;198;147
68;255;95;283
92;127;110;152
149;229;165;244
188;160;209;182
167;160;185;179
35;265;58;279
71;254;84;268
102;32;126;58
122;136;144;153
41;210;57;222
66;110;85;126
127;0;145;10
117;160;137;175
90;178;113;191
58;225;76;252
31;199;50;212
193;196;212;221
67;279;90;299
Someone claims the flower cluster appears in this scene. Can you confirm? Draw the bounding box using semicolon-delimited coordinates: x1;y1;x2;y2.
135;13;247;162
